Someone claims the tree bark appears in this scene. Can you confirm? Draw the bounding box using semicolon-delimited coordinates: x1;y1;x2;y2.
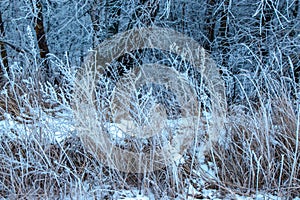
203;0;217;51
291;0;300;85
218;0;234;102
181;2;186;32
0;12;8;72
0;11;8;88
33;0;51;81
259;0;273;63
218;0;230;68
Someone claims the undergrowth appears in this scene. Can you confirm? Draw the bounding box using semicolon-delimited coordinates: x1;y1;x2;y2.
0;49;299;199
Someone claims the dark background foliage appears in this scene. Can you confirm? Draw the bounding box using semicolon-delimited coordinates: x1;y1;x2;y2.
0;0;299;103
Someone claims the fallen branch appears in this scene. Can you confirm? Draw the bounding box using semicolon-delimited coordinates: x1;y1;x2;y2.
0;38;30;54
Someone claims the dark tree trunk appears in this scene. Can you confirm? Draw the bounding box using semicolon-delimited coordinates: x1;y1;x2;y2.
218;0;230;68
33;0;51;81
203;0;217;52
0;11;8;88
218;0;234;103
0;12;8;73
259;0;273;62
291;0;300;85
181;2;186;33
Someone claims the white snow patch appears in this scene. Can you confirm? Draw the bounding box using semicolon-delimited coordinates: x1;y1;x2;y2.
0;109;75;143
1;111;299;200
114;189;153;200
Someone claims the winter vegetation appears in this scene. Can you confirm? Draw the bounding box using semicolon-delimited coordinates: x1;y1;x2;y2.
0;0;299;199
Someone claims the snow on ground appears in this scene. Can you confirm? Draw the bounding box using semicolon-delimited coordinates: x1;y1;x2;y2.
0;107;75;142
114;189;153;200
0;111;299;199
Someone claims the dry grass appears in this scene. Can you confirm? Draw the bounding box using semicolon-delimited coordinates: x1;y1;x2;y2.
0;131;200;199
0;33;299;199
0;134;86;198
0;82;299;199
208;92;300;198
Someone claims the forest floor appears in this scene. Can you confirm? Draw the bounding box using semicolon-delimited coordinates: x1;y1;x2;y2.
1;107;299;200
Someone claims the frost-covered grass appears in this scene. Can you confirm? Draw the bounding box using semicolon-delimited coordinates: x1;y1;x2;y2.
0;57;299;199
210;96;300;198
